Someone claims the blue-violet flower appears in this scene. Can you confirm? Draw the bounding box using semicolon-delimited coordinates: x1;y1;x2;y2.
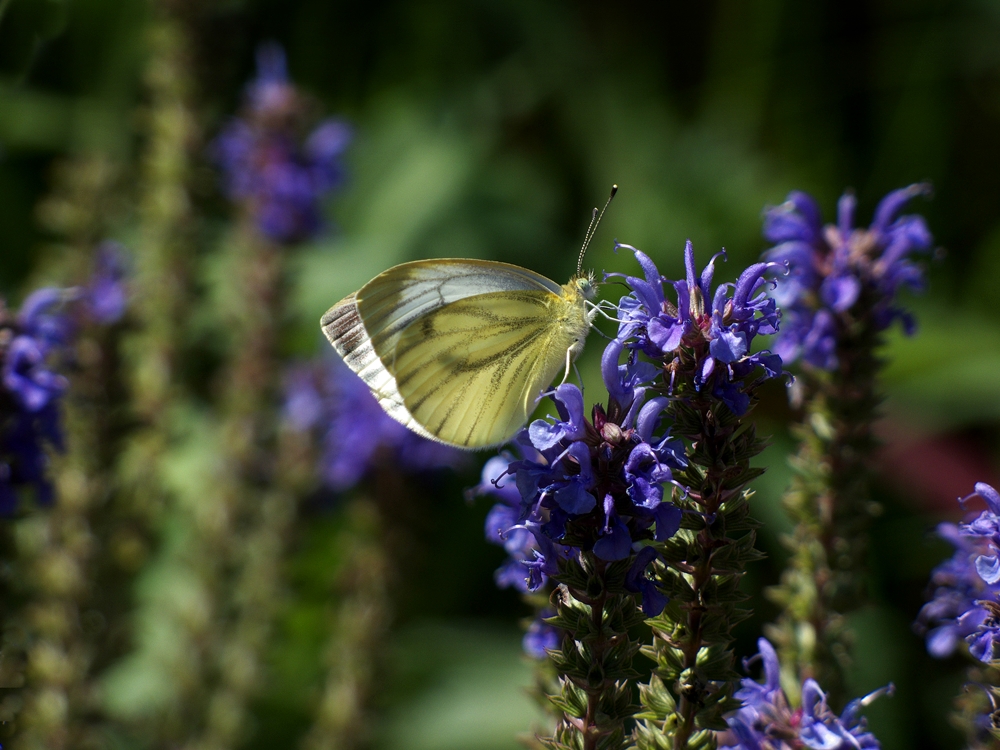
610;240;782;415
762;184;932;369
720;638;890;749
478;342;688;616
919;483;1000;662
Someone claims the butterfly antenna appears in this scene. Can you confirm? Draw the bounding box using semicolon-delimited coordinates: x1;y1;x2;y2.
577;183;618;275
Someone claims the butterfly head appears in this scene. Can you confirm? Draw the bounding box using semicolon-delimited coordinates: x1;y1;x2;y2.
570;271;599;302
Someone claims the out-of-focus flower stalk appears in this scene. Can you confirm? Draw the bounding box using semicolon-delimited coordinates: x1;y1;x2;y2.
91;7;204;745
283;361;461;749
15;292;129;750
762;186;932;705
9;155;133;749
299;497;390;750
180;42;351;750
765;322;880;705
177;227;295;750
127;17;195;432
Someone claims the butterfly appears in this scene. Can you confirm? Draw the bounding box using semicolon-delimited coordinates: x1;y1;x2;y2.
320;260;598;449
320;187;617;449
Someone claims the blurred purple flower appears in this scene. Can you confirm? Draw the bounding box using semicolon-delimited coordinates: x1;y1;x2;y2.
85;241;129;324
762;184;933;369
0;289;74;510
211;42;351;244
916;520;1000;659
916;483;1000;663
523;609;562;659
0;247;130;511
720;638;889;750
282;357;463;492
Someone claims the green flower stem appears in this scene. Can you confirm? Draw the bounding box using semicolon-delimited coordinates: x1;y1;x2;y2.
301;452;439;750
765;292;882;706
542;552;643;750
116;11;198;639
636;390;766;750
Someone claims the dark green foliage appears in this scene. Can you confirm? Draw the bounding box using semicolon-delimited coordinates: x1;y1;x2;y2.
635;387;770;750
540;554;644;750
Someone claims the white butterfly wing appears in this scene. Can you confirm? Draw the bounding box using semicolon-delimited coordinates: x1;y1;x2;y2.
320;259;588;448
389;290;584;447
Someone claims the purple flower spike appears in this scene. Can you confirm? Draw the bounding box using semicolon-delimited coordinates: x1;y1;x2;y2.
474;343;688;647
762;184;933;368
211;42;351;244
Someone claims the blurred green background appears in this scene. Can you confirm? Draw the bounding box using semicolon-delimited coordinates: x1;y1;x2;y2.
3;1;1000;748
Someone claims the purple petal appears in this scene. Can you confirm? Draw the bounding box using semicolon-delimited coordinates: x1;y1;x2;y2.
683;239;697;292
872;183;931;232
732;262;782;311
975;554;1000;584
593;517;631;561
709;328;748;364
969;629;997;662
18;288;64;329
697;356;715;385
975;483;1000;515
699;249;727;299
757;638;781;692
837;191;856;236
820;274;860;312
647;317;685;353
926;626;958;658
602;339;628;404
636;397;671;443
638;582;667;617
654;502;682;541
528;419;566;452
553;383;588;440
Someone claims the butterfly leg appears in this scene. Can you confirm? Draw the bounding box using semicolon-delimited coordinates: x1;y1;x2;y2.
560;346;573;385
585;299;626;324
